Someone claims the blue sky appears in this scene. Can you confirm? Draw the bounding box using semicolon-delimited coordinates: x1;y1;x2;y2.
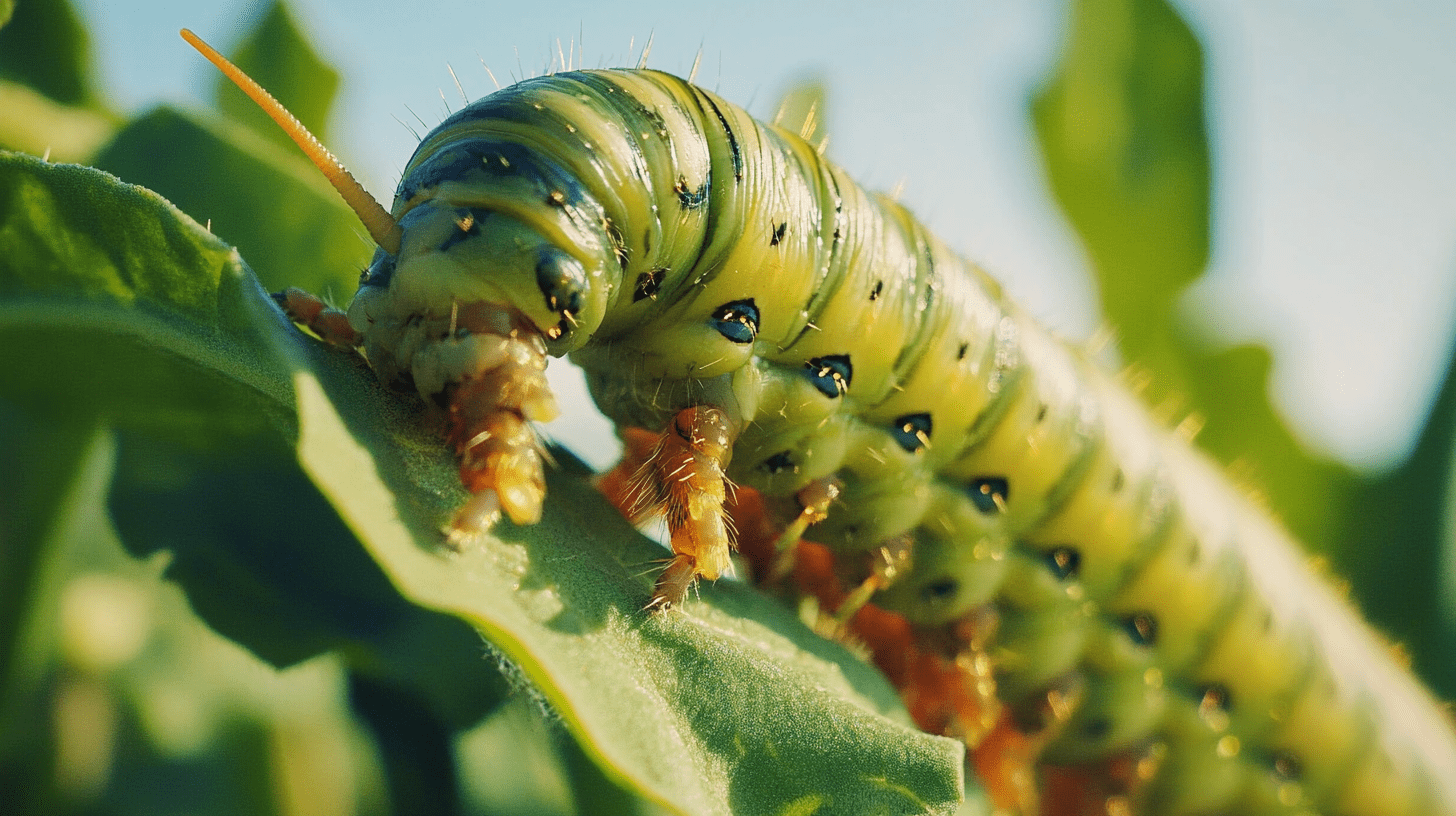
72;0;1456;469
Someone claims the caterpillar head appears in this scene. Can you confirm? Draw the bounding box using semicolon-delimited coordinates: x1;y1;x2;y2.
348;201;602;345
349;135;618;357
181;29;612;362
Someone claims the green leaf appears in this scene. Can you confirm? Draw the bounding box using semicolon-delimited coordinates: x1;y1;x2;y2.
0;423;382;816
285;358;966;815
1032;0;1208;385
0;0;97;107
0;0;116;162
0;159;302;516
1339;331;1456;697
0;79;117;161
0;152;967;815
213;1;342;151
0;413;109;815
92;106;369;298
0;406;97;699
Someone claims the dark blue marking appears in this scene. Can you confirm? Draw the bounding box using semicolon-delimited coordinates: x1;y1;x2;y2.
698;92;744;181
770;221;787;246
803;355;852;398
604;218;627;270
710;299;759;344
1082;718;1110;739
676;176;709;209
550;315;573;341
921;579;958;604
397;140;588;211
890;413;933;453
437;208;486;253
571;72;668;139
966;477;1008;514
638;105;669;137
359;249;396;288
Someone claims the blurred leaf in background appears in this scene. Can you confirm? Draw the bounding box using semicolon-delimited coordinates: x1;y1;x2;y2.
212;2;341;152
90;0;366;300
0;0;116;162
0;0;97;107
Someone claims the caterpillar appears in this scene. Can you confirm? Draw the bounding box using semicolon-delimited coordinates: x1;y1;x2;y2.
182;27;1456;816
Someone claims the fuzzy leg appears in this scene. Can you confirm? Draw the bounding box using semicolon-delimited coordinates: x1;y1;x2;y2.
596;426;661;520
833;537;915;628
432;305;558;537
627;406;738;608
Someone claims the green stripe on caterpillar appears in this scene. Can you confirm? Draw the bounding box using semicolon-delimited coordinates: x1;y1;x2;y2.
183;30;1456;816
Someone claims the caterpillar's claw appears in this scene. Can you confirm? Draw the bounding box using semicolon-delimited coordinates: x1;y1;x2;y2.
768;477;842;582
446;489;502;547
648;554;701;610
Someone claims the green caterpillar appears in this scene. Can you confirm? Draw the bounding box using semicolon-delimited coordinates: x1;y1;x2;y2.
184;30;1456;816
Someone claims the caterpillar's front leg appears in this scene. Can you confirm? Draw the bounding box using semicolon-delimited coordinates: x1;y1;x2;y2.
278;287;557;537
424;304;560;538
626;405;741;608
765;478;842;584
274;287;360;347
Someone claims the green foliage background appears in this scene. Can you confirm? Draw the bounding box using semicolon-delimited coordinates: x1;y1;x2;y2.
2;0;1453;814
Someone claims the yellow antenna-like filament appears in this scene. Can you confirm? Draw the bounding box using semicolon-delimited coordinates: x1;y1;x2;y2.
180;28;402;255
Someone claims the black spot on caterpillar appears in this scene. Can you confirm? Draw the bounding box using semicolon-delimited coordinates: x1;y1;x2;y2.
770;221;787;246
632;268;666;302
182;29;1456;816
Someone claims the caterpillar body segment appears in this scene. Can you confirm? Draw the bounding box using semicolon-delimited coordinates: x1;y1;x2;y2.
186;27;1456;814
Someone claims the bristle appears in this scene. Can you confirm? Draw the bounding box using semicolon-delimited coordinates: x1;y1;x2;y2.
180;28;402;255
